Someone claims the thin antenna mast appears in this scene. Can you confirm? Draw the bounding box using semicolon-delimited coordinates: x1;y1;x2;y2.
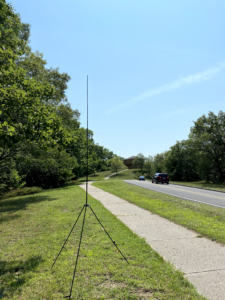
52;76;129;300
86;75;88;205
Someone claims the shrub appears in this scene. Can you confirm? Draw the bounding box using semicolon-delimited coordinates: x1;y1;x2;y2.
0;159;25;195
18;146;78;188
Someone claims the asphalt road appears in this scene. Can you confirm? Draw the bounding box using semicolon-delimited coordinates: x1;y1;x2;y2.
124;180;225;209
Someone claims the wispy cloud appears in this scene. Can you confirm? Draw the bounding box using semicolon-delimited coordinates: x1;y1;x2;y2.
106;61;225;115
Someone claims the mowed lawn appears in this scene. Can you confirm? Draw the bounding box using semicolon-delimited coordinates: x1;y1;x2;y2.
0;185;205;299
79;170;114;182
93;180;225;245
170;181;225;192
101;169;225;192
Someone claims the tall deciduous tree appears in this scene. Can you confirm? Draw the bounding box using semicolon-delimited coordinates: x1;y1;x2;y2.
144;155;154;178
0;0;29;70
165;140;198;181
17;51;71;106
18;145;78;188
133;153;146;171
110;157;125;174
189;111;225;183
0;0;69;164
153;153;166;173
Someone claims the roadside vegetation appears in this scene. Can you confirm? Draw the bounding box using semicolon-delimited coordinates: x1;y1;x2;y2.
0;1;224;297
93;180;225;245
131;112;225;185
78;169;225;194
170;181;225;192
0;187;42;200
109;169;141;180
0;1;123;197
0;185;205;299
2;0;225;197
1;1;224;299
106;169;225;192
79;170;114;182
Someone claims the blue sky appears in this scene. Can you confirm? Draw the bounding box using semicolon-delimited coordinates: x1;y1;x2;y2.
12;0;225;158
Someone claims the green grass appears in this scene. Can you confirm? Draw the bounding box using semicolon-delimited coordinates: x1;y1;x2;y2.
93;180;225;245
109;169;143;180
0;185;205;299
79;170;115;182
109;169;225;192
0;187;43;200
171;181;225;192
79;169;131;182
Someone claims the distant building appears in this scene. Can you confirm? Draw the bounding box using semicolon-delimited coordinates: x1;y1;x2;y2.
124;156;136;169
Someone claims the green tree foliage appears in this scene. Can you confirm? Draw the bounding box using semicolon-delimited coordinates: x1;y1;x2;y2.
110;157;126;174
0;1;118;192
0;1;69;164
0;158;25;195
0;69;68;158
88;152;99;176
165;140;198;181
153;153;167;173
0;0;29;70
56;103;80;131
190;111;225;182
17;51;71;105
144;156;154;178
133;153;146;171
17;145;78;188
92;144;115;172
154;111;225;183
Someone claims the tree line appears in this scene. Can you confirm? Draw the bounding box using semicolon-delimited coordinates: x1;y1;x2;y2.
134;110;225;183
0;1;123;194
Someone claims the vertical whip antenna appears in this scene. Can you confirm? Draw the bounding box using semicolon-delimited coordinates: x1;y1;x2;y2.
51;75;129;300
86;75;88;205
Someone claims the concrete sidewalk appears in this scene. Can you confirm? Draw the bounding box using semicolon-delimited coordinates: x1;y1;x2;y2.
80;182;225;300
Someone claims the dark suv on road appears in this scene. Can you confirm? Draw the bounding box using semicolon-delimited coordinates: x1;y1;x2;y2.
152;173;169;184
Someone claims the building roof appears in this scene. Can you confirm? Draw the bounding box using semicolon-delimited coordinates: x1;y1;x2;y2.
124;156;136;160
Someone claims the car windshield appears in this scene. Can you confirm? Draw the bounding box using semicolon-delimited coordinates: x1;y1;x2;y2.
140;176;144;178
159;174;168;177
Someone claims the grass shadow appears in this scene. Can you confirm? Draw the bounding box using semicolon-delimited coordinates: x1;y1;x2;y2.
0;256;42;298
0;214;21;224
0;195;58;214
78;179;97;183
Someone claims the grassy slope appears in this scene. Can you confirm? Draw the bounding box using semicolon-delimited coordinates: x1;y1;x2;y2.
79;169;144;183
105;169;225;192
79;169;132;182
171;181;225;192
79;170;114;182
93;180;225;245
109;169;140;180
0;185;205;299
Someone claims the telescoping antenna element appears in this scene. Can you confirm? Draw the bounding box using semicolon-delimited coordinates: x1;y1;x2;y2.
52;76;129;300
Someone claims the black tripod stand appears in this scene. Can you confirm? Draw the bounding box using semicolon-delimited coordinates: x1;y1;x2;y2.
51;76;129;300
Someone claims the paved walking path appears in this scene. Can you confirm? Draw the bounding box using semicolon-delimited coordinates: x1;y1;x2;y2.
80;182;225;300
104;169;128;179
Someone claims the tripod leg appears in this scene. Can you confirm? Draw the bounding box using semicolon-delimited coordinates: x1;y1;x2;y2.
66;205;87;300
89;206;129;264
52;205;85;269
